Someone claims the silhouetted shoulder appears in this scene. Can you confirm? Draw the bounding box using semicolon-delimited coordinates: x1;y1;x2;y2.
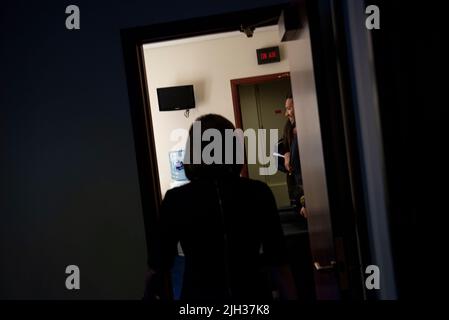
165;182;192;195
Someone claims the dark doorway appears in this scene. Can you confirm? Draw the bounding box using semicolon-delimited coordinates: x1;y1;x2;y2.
120;2;380;301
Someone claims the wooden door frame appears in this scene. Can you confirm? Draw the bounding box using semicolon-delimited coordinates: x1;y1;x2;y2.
120;4;292;298
121;3;288;224
230;72;290;178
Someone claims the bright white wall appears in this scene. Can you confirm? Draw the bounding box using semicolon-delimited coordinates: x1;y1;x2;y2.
143;27;290;196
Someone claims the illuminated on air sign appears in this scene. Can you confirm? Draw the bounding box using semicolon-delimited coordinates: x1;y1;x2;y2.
256;46;280;65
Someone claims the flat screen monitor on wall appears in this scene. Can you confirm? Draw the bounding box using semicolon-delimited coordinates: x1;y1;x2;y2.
157;85;195;111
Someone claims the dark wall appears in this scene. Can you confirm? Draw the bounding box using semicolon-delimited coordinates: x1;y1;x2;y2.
370;0;448;299
0;0;285;299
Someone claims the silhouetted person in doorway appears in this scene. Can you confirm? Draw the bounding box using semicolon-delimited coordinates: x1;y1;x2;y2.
145;114;297;301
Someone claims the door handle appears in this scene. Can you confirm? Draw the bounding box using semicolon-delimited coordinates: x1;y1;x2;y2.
314;260;336;271
277;73;290;79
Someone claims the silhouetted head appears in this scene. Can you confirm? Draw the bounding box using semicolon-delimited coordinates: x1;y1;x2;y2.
183;114;243;181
